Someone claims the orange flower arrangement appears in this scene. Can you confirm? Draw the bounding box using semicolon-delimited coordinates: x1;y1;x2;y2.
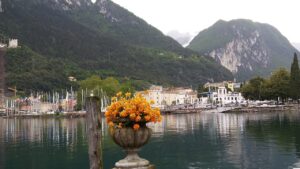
105;92;162;130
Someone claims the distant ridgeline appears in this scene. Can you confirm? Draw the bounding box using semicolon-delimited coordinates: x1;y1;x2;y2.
0;0;233;94
188;19;300;81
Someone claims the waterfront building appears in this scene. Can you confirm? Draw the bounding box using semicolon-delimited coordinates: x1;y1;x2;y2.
216;87;244;105
227;82;242;92
141;85;163;108
204;81;227;90
198;86;245;106
140;85;198;108
162;87;197;105
205;81;241;92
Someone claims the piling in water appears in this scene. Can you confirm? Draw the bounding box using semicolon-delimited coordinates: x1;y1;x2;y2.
85;96;103;169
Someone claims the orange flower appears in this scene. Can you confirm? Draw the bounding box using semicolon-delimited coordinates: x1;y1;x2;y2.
105;111;110;117
144;115;151;121
133;124;140;130
120;111;127;117
135;115;141;122
105;91;162;130
129;113;136;120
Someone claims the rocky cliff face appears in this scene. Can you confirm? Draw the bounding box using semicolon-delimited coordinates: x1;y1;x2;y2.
188;19;299;80
209;30;268;74
95;0;121;23
42;0;92;10
3;0;92;10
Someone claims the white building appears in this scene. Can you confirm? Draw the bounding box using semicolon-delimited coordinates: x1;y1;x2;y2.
163;87;197;106
161;90;177;106
8;39;18;48
216;87;244;105
199;86;245;106
227;82;242;92
205;81;241;92
140;85;198;108
141;84;244;109
142;85;163;108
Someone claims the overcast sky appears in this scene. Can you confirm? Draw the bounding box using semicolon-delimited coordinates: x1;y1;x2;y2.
109;0;300;44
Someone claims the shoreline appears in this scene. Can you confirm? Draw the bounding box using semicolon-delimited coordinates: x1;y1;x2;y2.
222;104;300;113
1;104;300;119
0;111;87;119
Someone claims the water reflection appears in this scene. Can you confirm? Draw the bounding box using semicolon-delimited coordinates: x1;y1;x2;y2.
0;111;300;169
0;118;86;145
147;112;300;169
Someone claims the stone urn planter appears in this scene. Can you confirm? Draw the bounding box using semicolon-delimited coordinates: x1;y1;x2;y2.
110;127;152;169
105;92;161;169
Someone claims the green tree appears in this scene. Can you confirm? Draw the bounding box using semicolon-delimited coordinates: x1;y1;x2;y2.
119;81;135;94
290;53;300;100
268;68;290;102
101;77;121;97
241;76;266;100
5;47;73;94
76;76;138;109
197;84;208;98
79;75;103;90
78;76;123;97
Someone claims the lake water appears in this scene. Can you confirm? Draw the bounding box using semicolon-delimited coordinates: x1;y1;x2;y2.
1;111;300;169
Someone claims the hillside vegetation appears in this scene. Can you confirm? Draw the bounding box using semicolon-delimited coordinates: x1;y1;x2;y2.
0;0;232;92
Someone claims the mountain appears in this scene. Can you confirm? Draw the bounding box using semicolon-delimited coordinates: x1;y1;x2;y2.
188;19;299;80
0;0;232;92
292;43;300;51
166;30;193;47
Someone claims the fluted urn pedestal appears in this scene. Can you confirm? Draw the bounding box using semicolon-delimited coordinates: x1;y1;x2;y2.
110;127;154;169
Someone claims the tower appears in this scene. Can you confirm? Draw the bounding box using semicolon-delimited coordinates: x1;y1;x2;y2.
8;39;18;48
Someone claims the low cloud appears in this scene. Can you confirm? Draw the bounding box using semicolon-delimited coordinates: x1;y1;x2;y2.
166;30;194;47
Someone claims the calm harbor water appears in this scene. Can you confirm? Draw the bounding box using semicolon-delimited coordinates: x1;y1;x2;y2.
1;111;300;169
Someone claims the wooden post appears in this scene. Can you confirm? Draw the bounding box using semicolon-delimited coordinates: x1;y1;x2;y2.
85;96;103;169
